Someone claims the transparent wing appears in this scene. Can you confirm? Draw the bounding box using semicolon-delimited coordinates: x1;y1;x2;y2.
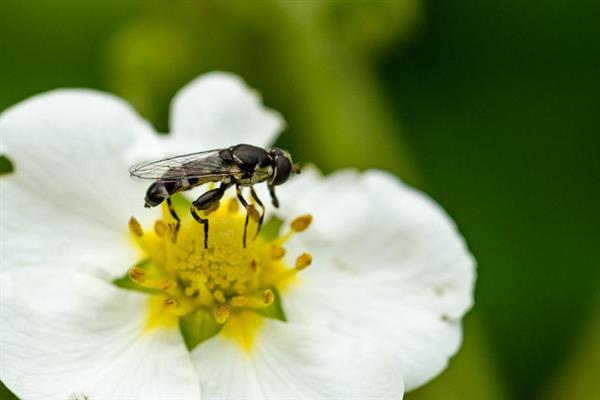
129;150;238;181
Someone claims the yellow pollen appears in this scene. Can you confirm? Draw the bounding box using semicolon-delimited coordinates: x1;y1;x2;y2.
247;204;261;222
163;298;177;308
228;198;239;213
291;214;313;232
128;267;145;283
262;289;275;305
214;304;230;324
295;253;313;270
271;244;286;260
154;220;167;237
231;296;249;307
127;196;314;349
129;217;143;237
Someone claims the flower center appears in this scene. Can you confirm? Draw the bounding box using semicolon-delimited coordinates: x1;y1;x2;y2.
124;196;312;350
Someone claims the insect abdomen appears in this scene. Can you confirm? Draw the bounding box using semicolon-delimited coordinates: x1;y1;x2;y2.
144;178;205;208
144;181;180;208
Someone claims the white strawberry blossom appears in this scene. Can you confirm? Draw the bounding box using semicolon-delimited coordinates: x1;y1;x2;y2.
0;72;475;399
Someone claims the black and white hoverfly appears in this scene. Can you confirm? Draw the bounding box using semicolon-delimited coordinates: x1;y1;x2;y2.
129;144;300;248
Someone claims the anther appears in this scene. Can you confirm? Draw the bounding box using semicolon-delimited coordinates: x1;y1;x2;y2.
168;223;178;243
213;290;226;303
295;253;313;270
161;279;177;293
129;217;143;237
250;260;258;272
154;220;167;237
271;244;286;260
248;204;261;222
262;289;275;306
128;267;145;283
163;298;177;309
228;198;239;213
291;214;312;232
231;296;249;307
213;304;230;324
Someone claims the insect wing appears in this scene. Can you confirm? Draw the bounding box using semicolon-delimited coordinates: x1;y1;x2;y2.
129;150;235;181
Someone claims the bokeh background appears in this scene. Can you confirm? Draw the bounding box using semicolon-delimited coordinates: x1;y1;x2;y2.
1;1;599;399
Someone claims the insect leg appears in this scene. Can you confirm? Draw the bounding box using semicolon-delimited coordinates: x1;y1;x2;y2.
250;186;265;239
268;184;279;208
191;183;230;248
236;184;251;248
190;208;209;249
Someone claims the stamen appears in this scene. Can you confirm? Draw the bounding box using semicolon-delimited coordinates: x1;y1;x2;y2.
271;244;286;260
128;267;145;283
248;204;261;222
213;290;226;304
231;296;249;307
262;289;275;306
130;198;315;348
163;297;195;316
213;304;230;324
295;253;313;270
168;223;178;243
291;214;312;232
129;217;143;237
228;198;239;213
154;220;167;237
246;289;275;308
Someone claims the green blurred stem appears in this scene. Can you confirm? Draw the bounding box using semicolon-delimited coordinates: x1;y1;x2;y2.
541;286;600;400
272;1;420;183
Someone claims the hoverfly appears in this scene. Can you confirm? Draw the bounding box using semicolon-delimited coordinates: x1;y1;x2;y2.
129;144;300;248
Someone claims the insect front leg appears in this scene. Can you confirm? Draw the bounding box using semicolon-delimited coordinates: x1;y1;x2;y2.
268;184;279;208
250;186;265;239
191;183;229;248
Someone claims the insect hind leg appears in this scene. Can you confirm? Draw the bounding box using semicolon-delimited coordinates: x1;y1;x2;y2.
191;183;230;248
190;207;209;249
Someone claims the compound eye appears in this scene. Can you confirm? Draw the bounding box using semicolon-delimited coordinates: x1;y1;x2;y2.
272;155;292;185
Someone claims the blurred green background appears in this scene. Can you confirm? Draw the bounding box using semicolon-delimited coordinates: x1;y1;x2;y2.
1;1;599;399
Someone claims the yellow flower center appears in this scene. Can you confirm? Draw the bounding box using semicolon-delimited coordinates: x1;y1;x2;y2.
124;196;312;351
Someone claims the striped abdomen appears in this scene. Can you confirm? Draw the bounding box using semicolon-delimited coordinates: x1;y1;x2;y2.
144;177;203;208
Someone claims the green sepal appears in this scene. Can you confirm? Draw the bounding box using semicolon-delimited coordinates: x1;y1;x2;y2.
170;193;192;216
260;215;284;241
180;308;223;351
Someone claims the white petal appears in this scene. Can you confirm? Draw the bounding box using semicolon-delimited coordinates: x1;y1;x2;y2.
169;72;284;151
0;268;200;400
1;90;160;278
277;169;476;390
192;317;403;400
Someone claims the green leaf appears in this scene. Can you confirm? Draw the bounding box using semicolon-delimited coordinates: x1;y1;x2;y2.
0;380;18;400
179;308;223;351
0;154;14;175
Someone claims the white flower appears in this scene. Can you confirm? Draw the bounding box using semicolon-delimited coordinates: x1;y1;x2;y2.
0;72;475;400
